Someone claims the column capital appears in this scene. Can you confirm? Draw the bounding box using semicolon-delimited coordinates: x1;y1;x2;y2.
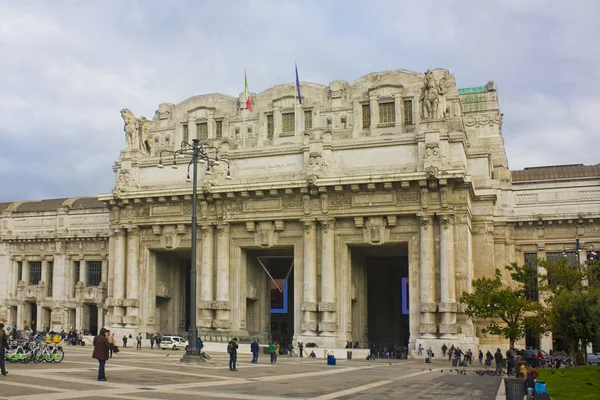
441;215;455;229
419;214;433;228
216;222;230;236
200;224;214;237
127;226;140;236
319;218;336;232
301;219;317;232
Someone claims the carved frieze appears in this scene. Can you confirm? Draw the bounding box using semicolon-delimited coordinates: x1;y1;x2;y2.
464;114;501;127
212;319;232;329
282;197;303;208
318;302;336;312
396;190;420;203
329;194;351;207
212;301;231;310
243;198;282;212
318;322;337;332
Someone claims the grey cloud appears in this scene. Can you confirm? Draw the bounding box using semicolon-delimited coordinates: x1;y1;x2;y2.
0;0;598;201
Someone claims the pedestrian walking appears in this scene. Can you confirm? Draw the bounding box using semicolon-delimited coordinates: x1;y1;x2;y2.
269;341;277;364
478;350;484;365
287;343;294;357
122;335;127;348
299;342;304;358
93;328;110;381
251;338;259;364
417;343;423;356
136;333;142;350
227;337;239;371
150;334;155;350
442;343;448;357
106;330;114;358
0;322;9;376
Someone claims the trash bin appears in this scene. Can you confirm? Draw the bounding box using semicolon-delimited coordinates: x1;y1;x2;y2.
327;354;336;366
504;377;526;400
347;351;352;360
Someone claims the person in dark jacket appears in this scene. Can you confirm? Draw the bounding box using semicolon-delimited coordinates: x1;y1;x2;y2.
93;328;110;381
250;338;259;364
494;348;504;375
0;323;9;376
228;337;239;371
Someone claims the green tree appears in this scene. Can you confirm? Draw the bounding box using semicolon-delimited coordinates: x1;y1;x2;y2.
460;266;545;349
539;258;600;359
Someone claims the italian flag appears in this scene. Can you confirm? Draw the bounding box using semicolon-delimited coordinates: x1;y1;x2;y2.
244;69;252;111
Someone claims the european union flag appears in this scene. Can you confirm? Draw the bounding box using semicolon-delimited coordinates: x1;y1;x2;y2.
295;62;302;104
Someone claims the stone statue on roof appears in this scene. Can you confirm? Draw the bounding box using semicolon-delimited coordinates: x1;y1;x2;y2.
121;109;153;155
419;70;447;120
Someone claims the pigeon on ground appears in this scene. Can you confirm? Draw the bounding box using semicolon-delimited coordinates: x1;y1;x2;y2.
587;382;593;386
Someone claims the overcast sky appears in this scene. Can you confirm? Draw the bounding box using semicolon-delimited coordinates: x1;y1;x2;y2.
1;0;599;202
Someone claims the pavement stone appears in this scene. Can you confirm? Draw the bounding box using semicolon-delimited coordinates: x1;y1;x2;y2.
0;346;501;400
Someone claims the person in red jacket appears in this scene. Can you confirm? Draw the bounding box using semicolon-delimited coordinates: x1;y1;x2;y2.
92;328;110;381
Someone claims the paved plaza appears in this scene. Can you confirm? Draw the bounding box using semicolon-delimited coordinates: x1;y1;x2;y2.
0;346;502;400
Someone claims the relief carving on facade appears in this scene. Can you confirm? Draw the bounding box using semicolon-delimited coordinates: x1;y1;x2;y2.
329;194;351;207
363;216;388;245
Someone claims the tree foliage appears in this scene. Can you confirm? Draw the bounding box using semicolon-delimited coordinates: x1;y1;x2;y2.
539;258;600;357
460;265;545;348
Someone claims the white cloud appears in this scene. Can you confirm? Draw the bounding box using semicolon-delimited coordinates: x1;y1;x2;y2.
0;0;599;201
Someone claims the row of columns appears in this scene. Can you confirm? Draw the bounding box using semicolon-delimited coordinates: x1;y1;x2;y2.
419;214;457;338
198;223;231;330
301;219;337;337
111;227;140;327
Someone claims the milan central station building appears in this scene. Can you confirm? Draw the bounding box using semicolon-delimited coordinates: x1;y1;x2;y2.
1;68;599;356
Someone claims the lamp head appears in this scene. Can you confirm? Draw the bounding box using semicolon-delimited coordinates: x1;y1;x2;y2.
157;159;164;168
226;170;232;180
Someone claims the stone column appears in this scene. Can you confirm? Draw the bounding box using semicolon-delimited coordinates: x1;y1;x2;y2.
214;223;231;330
16;302;24;330
36;302;43;331
101;258;108;286
301;219;318;335
394;94;403;127
439;215;457;338
111;228;127;327
41;260;48;284
97;304;104;331
369;94;379;132
75;305;83;332
10;258;17;295
125;227;140;326
319;218;337;337
199;224;214;329
23;260;30;285
274;106;282;138
419;215;437;337
80;260;88;286
187;115;196;141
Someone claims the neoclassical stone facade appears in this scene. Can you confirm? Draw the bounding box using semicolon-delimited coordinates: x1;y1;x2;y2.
1;68;598;354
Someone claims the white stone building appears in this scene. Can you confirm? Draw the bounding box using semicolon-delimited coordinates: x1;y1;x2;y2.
1;68;598;355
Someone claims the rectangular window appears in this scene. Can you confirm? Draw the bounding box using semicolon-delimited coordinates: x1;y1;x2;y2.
403;99;414;125
362;104;371;129
29;261;42;285
304;110;312;130
87;261;102;287
47;261;53;297
546;252;577;285
17;261;23;282
196;122;208;140
524;253;538;301
281;113;294;136
267;114;274;138
182;123;189;143
215;120;223;139
379;102;395;124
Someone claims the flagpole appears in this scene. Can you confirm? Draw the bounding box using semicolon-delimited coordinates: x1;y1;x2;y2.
294;56;297;138
243;64;247;149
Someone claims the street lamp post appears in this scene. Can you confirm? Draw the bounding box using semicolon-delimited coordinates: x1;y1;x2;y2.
158;139;231;362
563;239;597;265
